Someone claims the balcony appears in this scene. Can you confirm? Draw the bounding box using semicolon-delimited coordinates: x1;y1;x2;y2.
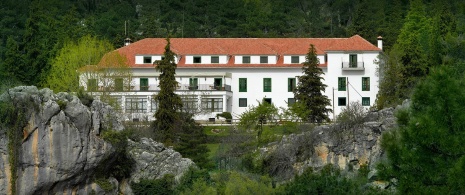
180;84;231;91
342;62;365;70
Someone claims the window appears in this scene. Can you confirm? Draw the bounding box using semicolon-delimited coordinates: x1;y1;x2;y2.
243;56;250;64
263;78;272;92
362;97;370;106
291;56;299;63
202;98;223;112
338;97;347;106
143;56;151;64
87;79;97;91
338;77;346;91
211;56;219;63
362;77;370;91
288;98;295;107
239;78;247;92
151;99;158;112
260;56;268;63
349;54;357;67
182;97;199;113
193;56;201;63
189;78;198;90
263;98;272;104
125;98;147;113
214;78;222;90
239;98;247;107
115;78;123;91
140;78;148;91
288;78;296;92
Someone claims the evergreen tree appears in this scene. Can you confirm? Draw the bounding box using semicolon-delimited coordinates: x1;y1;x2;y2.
153;37;183;143
379;65;465;193
1;36;24;84
292;44;332;123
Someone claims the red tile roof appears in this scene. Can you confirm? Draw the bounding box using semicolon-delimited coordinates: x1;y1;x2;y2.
102;35;381;68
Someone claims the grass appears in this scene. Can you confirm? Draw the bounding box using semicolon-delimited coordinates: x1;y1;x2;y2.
206;143;219;160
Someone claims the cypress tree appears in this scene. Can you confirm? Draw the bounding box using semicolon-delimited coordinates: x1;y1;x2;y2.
153;38;183;143
292;44;332;124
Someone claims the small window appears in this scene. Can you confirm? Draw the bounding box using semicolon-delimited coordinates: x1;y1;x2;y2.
151;99;158;112
338;77;346;91
263;98;272;104
260;56;268;63
211;56;219;63
143;56;151;64
362;97;370;106
239;78;247;92
193;56;201;63
115;78;123;91
87;79;97;91
291;56;299;63
243;56;250;64
288;98;295;107
288;78;296;92
362;77;370;91
338;97;347;106
324;54;328;63
140;78;149;91
239;98;247;107
263;78;272;92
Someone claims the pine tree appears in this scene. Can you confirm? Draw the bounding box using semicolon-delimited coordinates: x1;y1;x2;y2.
292;44;332;124
379;65;465;193
153;37;183;143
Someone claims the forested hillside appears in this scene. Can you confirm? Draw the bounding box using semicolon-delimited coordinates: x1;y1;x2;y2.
1;0;465;102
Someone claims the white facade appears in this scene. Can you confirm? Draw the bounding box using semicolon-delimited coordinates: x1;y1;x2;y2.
81;36;382;121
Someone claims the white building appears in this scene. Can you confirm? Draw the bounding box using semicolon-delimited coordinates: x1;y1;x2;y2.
81;35;383;121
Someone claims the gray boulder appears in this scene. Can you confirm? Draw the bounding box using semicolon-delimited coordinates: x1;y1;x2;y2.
128;138;195;183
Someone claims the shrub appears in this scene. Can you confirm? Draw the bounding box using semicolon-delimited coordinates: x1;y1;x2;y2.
131;174;175;195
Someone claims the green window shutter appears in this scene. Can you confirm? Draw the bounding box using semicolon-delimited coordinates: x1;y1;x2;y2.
349;54;357;67
239;78;247;92
140;78;148;91
264;78;272;92
291;56;299;63
362;77;370;91
362;97;370;106
189;78;198;90
288;78;296;92
338;77;346;91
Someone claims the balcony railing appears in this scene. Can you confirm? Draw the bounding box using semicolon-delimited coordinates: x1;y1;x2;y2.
342;62;365;70
180;84;231;91
89;83;232;92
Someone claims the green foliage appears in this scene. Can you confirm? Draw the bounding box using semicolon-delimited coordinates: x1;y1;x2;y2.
216;112;232;123
175;167;212;193
76;87;94;107
282;165;359;195
45;35;114;92
292;44;332;124
131;174;175;195
223;171;275;195
379;65;465;193
175;114;213;169
94;178;114;192
153;37;183;143
336;101;367;130
239;99;279;142
97;130;135;181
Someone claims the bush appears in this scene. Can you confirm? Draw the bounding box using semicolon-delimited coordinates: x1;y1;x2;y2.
77;87;94;107
131;174;175;195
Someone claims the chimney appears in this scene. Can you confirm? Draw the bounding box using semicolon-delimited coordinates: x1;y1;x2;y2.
377;36;383;50
124;38;132;46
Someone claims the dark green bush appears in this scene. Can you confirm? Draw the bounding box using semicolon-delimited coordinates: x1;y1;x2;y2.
131;174;175;195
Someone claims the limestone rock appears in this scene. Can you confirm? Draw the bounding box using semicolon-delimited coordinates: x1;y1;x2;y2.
128;138;195;183
0;86;114;194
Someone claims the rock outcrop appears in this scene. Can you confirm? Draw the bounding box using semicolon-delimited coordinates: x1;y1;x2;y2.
0;86;193;194
128;138;195;183
261;105;401;181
